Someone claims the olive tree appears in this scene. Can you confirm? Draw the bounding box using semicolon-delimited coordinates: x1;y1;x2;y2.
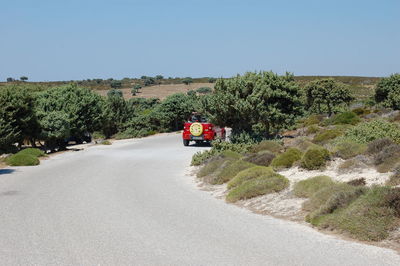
375;74;400;109
35;85;105;149
182;77;193;85
0;86;39;150
202;72;303;137
110;80;122;89
305;78;354;116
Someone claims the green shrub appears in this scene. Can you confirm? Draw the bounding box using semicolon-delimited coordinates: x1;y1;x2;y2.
343;119;400;144
196;87;212;94
18;148;45;158
333;140;366;159
375;74;400;109
6;153;40;166
250;140;283;153
347;178;366;186
290;137;318;151
227;166;274;189
306;125;320;134
92;131;106;140
191;150;216;166
313;129;343;144
310;186;398;241
101;140;112;145
337;158;367;174
302;114;325;126
211;140;253;154
220;150;242;159
214;160;255;184
293;176;334;198
226;172;289;202
243;151;275;166
197;158;228;179
271;148;302;169
366;138;394;154
352;107;371;116
301;147;330;170
323;112;361;125
374;144;400;173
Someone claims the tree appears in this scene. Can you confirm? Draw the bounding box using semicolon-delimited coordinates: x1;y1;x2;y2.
0;86;39;150
20;76;28;82
375;74;400;109
6;77;14;82
208;77;217;83
102;94;132;137
143;77;155;86
202;71;303;137
36;111;70;151
35;85;105;149
305;78;354;116
110;80;122;89
182;77;193;85
107;89;123;98
155;75;164;80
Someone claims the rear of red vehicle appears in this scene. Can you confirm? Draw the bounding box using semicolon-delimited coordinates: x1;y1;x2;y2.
182;122;225;146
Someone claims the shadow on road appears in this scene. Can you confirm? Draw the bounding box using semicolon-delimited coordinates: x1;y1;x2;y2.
0;169;15;175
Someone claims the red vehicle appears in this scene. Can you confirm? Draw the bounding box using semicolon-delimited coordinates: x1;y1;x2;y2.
182;114;226;146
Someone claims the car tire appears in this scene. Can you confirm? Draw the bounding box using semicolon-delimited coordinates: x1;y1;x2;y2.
183;139;189;146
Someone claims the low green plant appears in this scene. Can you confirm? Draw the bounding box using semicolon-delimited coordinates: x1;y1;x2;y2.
313;129;343;144
333;140;366;159
301;114;325;126
214;160;255;184
18;148;45;157
6;153;40;166
374;144;400;173
243;151;275;166
226;172;289;202
227;166;274;189
92;131;106;140
211;140;253;154
250;140;283;153
293;176;334;198
337;158;367;174
352;107;371;116
197;158;227;179
191;150;217;166
342;119;400;144
323;112;361;125
309;186;398;241
101;140;112;145
270;148;302;169
301;147;330;170
306;125;320;134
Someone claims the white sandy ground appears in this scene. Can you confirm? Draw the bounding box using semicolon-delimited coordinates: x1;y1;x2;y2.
188;157;400;251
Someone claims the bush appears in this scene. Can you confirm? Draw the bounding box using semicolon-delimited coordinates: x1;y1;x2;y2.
352;107;371;116
197;157;228;179
92;131;106;140
226;172;289;202
211;140;253;154
323;112;361;125
18;148;45;157
343;119;400;144
243;151;275;166
196;87;212;94
6;153;39;166
289;137;318;151
306;125;320;134
250;140;283;153
293;176;334;198
214;160;255;184
375;74;400;109
367;138;394;154
333;140;366;159
374;144;400;173
227;166;274;189
191;150;217;166
101;140;112;145
310;186;398;241
337;158;368;174
347;178;366;186
301;147;330;170
270;148;302;169
313;129;343;144
301;114;325;126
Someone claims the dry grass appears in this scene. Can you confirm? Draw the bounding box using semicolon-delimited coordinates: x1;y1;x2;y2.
97;83;214;100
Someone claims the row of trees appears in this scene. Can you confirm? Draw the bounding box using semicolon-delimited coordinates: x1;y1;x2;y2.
6;76;28;82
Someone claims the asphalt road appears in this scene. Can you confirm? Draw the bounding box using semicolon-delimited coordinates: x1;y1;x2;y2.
0;133;399;265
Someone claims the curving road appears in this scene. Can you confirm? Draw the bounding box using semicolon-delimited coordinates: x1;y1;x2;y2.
0;133;399;265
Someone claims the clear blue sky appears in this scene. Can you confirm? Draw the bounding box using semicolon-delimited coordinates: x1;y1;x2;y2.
1;0;399;81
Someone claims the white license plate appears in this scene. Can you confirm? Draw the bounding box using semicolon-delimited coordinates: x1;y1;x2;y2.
192;136;203;140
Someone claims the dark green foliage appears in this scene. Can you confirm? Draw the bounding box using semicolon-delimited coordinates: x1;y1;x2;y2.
0;86;39;150
143;77;155;86
305;79;354;116
294;176;334;198
375;74;400;109
323;112;361;125
196;87;212;94
110;80;122;89
107;89;123;98
35;85;105;149
301;147;330;170
208;77;217;83
343;119;400;144
155;75;164;80
20;76;28;82
301;114;325;126
6;153;40;166
271;148;302;169
182;77;193;85
203;71;303;136
187;90;196;96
